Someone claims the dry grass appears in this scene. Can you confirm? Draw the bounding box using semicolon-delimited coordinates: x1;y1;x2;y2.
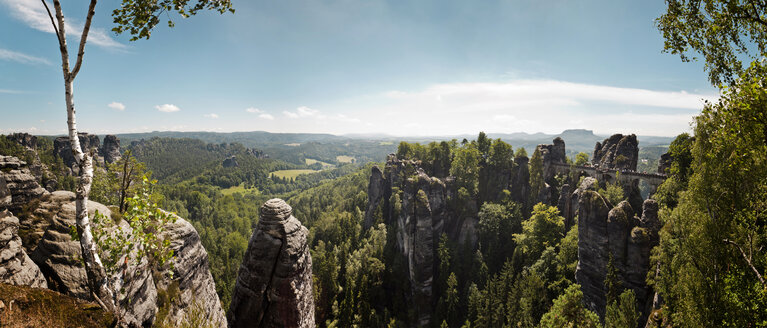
0;283;114;327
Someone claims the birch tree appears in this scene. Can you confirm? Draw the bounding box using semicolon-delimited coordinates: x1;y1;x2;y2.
41;0;233;312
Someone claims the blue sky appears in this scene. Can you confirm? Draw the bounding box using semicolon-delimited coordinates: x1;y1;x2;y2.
0;0;717;136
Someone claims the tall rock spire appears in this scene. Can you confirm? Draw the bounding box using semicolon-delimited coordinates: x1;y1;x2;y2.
228;198;314;328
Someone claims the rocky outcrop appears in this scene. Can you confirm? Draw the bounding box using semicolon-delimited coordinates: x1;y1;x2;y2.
155;215;226;327
0;176;10;208
657;152;672;174
6;132;37;150
363;165;386;229
0;155;47;213
0;210;47;288
222;155;239;168
575;190;612;316
228;198;314;328
54;133;100;172
29;191;110;299
365;156;467;325
593;134;639;170
99;135;121;165
576;190;660;323
509;155;530;205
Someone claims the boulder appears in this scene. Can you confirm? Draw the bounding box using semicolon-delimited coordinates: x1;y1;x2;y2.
228;199;314;328
0;210;47;288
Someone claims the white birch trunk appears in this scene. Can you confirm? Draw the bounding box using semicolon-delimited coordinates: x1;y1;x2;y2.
45;0;116;312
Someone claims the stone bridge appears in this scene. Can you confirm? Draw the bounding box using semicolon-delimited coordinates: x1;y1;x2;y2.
550;162;667;193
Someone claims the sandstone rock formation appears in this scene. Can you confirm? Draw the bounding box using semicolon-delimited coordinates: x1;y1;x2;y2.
228;198;314;328
657;152;672;175
509;155;530;205
0;155;47;213
593;134;639;170
6;132;37;150
155;215;226;327
0;209;47;288
54;133;100;172
222;155;239;168
29;191;111;299
99;134;122;165
575;189;660;323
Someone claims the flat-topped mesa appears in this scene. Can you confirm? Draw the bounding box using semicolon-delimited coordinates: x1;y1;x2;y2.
593;134;639;171
228;198;314;328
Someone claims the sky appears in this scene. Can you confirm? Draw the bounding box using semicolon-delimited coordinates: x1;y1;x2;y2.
0;0;719;137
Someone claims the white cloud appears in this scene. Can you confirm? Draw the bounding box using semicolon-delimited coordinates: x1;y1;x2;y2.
1;0;125;49
259;113;275;120
0;48;51;65
155;104;180;112
283;106;324;119
335;114;360;123
245;107;262;113
107;102;125;111
0;89;24;94
204;113;219;119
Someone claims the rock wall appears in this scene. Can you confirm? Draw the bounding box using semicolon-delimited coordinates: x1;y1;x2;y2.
222;155;239;168
228;198;314;328
100;135;122;165
593;134;639;170
575;187;660;323
6;133;37;150
0;155;47;213
156;215;226;327
54;133;122;173
0;209;47;288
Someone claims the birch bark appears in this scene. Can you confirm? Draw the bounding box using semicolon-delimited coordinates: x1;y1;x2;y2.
44;0;116;312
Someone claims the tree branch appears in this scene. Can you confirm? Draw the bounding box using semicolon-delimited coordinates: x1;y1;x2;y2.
70;0;98;80
40;0;64;50
724;238;766;288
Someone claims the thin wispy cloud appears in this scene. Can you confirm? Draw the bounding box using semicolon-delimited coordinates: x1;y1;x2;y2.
204;113;219;119
0;89;25;94
107;102;125;111
245;107;262;113
245;107;275;120
259;114;275;120
283;106;324;119
155;104;180;112
0;48;51;65
1;0;125;49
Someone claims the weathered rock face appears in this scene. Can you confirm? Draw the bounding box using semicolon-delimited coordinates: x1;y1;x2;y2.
228;198;314;328
54;133;100;173
365;156;469;325
561;177;598;230
155;215;226;327
0;155;47;213
593;134;639;170
99;135;121;165
29;191;110;299
6;133;37;150
0;176;10;209
538;137;567;165
576;191;660;323
222;155;239;168
575;190;612;315
509;155;530;205
0;210;47;288
657;152;672;174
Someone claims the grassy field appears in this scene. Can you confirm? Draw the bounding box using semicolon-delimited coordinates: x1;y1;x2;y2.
336;155;355;163
220;183;260;196
305;158;334;168
270;169;320;179
379;141;394;145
